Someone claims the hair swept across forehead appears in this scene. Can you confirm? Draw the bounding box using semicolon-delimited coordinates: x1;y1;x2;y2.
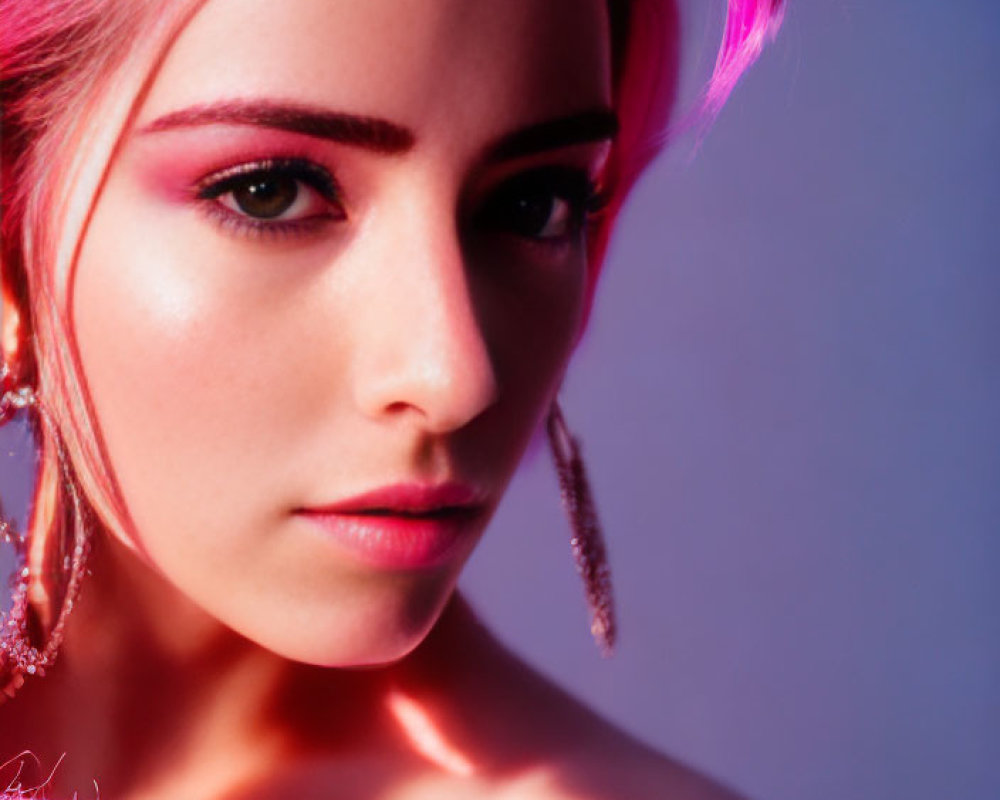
1;0;211;539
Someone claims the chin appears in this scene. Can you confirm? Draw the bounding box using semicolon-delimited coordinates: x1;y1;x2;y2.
231;578;456;669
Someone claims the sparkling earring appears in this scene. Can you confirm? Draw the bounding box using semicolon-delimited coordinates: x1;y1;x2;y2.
0;364;91;701
546;401;616;656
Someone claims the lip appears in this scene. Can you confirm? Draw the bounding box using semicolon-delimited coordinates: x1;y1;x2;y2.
294;482;489;570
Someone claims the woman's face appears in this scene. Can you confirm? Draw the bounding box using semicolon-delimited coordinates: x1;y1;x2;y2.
72;0;612;664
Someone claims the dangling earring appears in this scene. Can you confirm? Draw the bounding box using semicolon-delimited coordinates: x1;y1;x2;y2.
0;364;91;701
546;401;616;656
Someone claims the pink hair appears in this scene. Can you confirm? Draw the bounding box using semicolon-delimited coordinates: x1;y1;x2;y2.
0;0;784;537
588;0;785;312
1;0;209;534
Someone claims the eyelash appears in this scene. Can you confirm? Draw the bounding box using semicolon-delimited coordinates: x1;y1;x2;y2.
476;166;609;246
193;158;608;244
195;157;343;241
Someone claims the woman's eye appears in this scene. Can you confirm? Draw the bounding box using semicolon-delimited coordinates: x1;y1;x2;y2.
504;193;574;240
196;158;344;235
479;167;601;242
221;173;304;219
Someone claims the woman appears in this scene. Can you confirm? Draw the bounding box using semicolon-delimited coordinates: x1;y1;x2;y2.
0;0;784;797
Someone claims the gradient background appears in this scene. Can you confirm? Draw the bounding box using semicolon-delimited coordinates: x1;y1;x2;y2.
462;2;1000;799
2;2;998;799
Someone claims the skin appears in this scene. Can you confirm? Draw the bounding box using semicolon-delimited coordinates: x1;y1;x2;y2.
1;0;746;797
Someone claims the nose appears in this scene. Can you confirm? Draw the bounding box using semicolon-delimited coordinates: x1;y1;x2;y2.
350;195;498;434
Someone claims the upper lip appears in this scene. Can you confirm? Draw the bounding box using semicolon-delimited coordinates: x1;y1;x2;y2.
296;482;488;517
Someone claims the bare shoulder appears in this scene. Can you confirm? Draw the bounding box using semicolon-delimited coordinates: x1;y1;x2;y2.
460;640;745;797
549;738;748;800
479;741;746;800
416;601;750;800
526;704;748;800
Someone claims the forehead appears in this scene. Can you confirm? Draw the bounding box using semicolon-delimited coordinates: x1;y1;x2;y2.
137;0;611;148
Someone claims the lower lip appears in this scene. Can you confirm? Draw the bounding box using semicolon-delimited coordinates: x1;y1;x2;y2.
296;509;484;570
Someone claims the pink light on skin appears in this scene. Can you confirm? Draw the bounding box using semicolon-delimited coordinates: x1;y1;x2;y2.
386;690;476;777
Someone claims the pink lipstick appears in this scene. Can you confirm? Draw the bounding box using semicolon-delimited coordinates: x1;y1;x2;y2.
295;483;488;570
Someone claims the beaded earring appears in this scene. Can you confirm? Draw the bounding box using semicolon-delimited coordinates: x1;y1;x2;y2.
546;402;616;656
0;364;90;701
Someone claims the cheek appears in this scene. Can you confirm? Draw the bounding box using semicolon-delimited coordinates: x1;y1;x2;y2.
464;241;587;463
71;173;326;552
481;244;586;387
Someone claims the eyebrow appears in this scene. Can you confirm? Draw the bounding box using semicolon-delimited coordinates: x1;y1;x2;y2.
483;108;619;163
139;100;415;154
138;100;618;160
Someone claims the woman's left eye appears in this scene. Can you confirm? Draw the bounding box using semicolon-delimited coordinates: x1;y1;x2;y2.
477;167;603;243
196;158;344;237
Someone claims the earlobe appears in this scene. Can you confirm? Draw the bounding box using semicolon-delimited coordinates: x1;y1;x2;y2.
1;279;22;369
1;262;36;388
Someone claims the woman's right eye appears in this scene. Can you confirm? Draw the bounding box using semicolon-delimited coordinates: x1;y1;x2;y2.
196;158;345;237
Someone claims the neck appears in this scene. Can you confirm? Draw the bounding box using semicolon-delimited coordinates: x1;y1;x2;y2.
1;530;504;798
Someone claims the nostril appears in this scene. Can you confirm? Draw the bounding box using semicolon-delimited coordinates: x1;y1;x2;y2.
355;335;499;434
383;400;413;416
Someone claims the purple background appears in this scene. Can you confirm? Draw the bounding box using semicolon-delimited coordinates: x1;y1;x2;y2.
2;2;997;798
461;2;1000;799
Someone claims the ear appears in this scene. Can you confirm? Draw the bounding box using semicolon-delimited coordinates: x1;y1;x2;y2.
1;260;29;379
1;279;21;368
